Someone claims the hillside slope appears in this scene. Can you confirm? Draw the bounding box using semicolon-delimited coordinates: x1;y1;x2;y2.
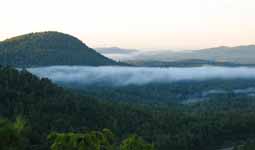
0;31;121;67
2;67;255;150
0;66;153;149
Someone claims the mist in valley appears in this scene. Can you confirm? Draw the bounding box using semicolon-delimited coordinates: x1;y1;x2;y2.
28;65;255;86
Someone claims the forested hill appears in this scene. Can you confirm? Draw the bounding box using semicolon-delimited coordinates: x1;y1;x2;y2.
0;31;122;67
0;66;153;149
2;66;255;150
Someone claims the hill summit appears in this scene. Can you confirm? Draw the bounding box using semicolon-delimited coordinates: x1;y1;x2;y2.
0;31;121;67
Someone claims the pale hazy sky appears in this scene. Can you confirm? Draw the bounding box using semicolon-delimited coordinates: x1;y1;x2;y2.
0;0;255;50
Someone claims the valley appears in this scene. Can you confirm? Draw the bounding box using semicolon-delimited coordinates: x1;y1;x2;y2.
1;32;255;150
2;0;255;149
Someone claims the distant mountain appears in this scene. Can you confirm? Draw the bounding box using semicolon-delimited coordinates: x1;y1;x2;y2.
0;31;123;67
95;47;138;54
184;45;255;64
127;59;249;67
122;45;255;65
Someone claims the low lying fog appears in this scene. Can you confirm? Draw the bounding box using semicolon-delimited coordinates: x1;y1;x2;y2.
27;66;255;86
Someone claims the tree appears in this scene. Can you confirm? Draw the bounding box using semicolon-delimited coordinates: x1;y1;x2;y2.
120;135;154;150
48;129;116;150
0;117;28;150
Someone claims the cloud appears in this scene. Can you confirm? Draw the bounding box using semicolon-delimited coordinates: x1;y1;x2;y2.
27;66;255;86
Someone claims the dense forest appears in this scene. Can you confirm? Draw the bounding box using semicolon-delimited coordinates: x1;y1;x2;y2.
1;66;255;150
60;78;255;104
0;32;123;67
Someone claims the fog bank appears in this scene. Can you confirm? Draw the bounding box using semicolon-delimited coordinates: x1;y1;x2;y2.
27;66;255;86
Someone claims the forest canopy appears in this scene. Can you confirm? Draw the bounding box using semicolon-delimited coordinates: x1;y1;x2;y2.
1;66;255;150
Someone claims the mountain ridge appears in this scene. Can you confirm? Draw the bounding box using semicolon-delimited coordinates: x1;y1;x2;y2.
105;45;255;65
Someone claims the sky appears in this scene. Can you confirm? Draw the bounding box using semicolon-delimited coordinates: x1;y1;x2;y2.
0;0;255;50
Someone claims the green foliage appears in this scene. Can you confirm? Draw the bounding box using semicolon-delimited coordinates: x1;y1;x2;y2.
0;117;29;150
48;129;115;150
120;135;154;150
48;130;152;150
